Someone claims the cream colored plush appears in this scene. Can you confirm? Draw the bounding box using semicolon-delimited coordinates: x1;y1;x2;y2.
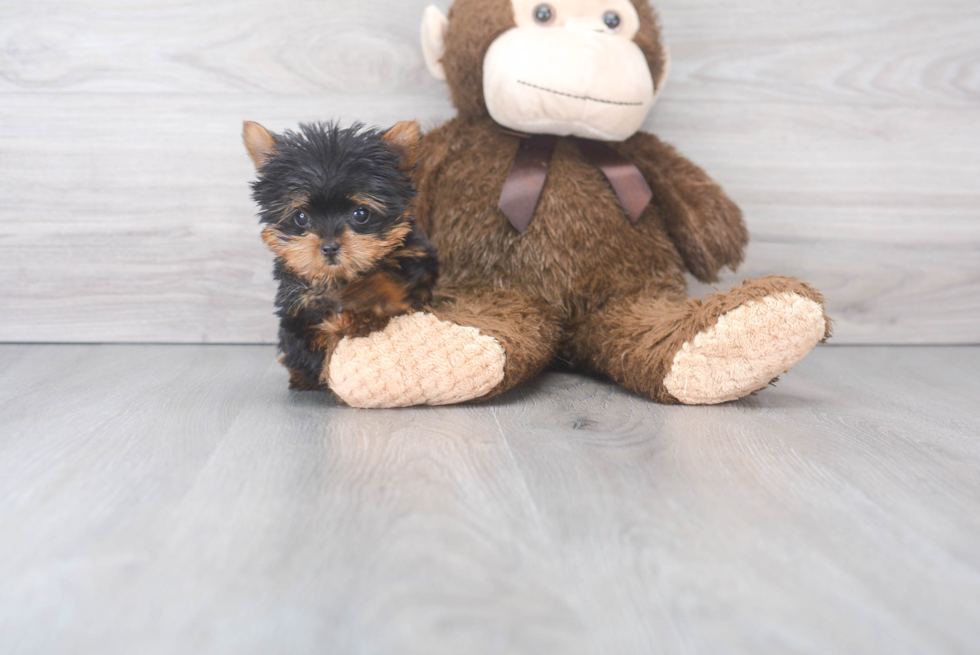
327;313;507;409
664;292;827;405
423;0;658;142
420;6;449;82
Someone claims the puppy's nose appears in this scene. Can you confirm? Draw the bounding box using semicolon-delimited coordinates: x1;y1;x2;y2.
321;242;341;259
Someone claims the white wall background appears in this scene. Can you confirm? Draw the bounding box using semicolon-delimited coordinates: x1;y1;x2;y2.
0;0;977;344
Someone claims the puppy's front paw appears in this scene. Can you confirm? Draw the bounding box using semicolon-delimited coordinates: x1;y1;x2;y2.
325;312;506;408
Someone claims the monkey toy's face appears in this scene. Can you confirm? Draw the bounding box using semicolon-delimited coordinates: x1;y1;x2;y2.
423;0;668;142
485;0;655;141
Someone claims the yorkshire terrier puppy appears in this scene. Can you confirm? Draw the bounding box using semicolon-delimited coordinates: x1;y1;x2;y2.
244;120;439;391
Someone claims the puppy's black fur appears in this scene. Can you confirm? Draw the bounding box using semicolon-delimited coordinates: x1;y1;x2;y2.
245;120;439;391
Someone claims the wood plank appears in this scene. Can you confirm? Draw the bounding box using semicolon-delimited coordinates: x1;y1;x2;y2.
0;0;444;96
1;93;977;344
0;344;978;653
0;345;282;653
0;93;452;344
0;0;976;108
662;0;980;108
1;0;978;344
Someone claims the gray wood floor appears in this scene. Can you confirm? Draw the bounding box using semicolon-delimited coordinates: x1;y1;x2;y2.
1;345;978;654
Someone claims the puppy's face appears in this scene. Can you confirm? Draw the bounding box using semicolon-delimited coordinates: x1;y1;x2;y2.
258;189;413;286
245;120;420;285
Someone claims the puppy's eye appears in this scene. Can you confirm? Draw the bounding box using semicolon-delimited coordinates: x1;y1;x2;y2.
351;207;370;225
294;212;310;228
534;4;554;24
603;11;621;31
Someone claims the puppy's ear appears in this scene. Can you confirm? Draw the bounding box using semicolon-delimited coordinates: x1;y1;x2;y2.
243;121;277;169
382;120;422;171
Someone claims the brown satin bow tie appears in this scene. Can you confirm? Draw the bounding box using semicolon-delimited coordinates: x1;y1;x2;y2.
498;132;653;233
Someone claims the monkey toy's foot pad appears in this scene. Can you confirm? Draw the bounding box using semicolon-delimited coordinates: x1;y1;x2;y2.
664;292;827;405
327;312;506;408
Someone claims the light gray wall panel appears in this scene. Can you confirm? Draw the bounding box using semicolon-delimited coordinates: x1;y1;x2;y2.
0;0;977;343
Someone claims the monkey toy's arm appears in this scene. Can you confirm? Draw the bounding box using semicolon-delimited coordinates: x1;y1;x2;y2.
619;131;749;283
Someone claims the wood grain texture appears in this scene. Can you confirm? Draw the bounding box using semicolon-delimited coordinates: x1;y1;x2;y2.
1;344;979;654
0;0;978;344
1;0;976;106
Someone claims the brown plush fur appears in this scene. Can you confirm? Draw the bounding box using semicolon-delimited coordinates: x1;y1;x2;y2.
567;276;832;404
406;0;828;403
431;286;564;395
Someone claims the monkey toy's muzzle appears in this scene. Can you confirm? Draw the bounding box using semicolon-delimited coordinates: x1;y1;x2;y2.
483;27;656;142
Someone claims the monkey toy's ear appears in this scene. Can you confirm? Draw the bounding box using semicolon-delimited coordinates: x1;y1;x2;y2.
382;120;422;171
243;121;277;170
420;5;449;82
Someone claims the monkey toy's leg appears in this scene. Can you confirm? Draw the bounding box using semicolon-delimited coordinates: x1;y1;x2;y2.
324;287;562;408
566;276;832;405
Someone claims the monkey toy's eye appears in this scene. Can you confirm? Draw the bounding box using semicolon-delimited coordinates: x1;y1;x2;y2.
603;11;621;31
295;211;310;228
351;206;370;225
533;4;555;25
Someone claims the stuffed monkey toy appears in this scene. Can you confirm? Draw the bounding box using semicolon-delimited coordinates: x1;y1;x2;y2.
325;0;831;408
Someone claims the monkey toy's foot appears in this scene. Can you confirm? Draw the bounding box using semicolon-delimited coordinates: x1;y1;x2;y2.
326;312;506;408
663;288;829;405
